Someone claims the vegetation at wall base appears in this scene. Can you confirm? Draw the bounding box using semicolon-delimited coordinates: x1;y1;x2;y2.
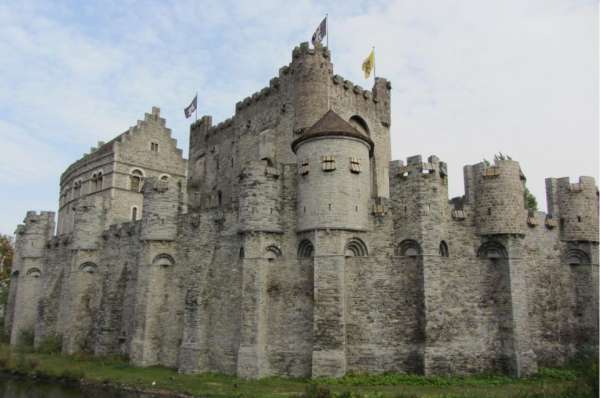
0;343;596;397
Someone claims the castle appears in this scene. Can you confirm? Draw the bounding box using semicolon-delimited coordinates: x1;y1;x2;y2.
5;42;598;379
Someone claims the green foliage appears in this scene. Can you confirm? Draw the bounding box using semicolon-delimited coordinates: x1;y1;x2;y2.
59;368;85;382
14;351;38;373
524;187;538;211
305;384;333;398
16;329;35;350
36;335;63;354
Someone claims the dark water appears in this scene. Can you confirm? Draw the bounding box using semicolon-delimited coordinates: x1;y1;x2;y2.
0;374;163;398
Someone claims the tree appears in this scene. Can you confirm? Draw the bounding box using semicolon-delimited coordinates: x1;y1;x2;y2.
524;186;538;212
0;235;14;279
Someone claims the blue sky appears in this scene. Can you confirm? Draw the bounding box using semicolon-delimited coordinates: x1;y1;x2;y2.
0;0;597;235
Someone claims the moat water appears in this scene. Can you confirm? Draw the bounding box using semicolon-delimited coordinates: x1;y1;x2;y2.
0;374;163;398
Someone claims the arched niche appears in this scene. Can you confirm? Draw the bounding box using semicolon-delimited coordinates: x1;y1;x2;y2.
477;241;508;260
79;262;98;274
397;239;422;257
565;249;590;266
265;245;282;262
345;237;368;257
26;267;41;278
349;115;370;136
152;253;175;268
297;239;314;258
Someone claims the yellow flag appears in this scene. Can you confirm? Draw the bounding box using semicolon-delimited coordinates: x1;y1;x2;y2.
362;48;375;79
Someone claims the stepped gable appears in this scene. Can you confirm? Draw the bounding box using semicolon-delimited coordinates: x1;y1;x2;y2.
291;109;374;154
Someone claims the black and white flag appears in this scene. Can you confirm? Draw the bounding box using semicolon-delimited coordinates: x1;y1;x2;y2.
311;17;327;46
184;95;197;119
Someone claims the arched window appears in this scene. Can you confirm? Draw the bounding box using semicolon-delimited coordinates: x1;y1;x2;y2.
160;174;169;182
79;262;98;274
298;239;314;258
130;169;144;192
439;241;449;257
477;241;508;260
397;239;422;257
217;191;223;206
96;171;103;190
565;249;590;266
349;115;370;135
239;247;245;258
345;238;368;257
152;253;175;268
73;180;82;197
131;206;139;221
265;245;282;262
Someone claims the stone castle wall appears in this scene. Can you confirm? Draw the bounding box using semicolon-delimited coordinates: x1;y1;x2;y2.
6;42;598;380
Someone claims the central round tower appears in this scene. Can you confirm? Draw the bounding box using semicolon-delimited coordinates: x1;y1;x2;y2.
292;110;373;232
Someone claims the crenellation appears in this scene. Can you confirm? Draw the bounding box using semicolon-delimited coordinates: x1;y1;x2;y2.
6;41;597;380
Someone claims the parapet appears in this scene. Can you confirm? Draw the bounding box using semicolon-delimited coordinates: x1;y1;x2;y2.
14;211;55;259
395;155;448;181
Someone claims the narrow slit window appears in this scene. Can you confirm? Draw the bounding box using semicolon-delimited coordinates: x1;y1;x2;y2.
321;155;336;171
350;157;361;173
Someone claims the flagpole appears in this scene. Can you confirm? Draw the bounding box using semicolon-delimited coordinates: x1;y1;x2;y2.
195;91;198;122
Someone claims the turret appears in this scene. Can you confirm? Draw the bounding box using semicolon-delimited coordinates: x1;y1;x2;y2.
71;196;105;250
291;42;333;135
9;211;54;344
238;160;282;232
464;159;526;235
546;176;599;242
391;155;449;253
292;110;373;232
140;177;180;241
15;211;55;262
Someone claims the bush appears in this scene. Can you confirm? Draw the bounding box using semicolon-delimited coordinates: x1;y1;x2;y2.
16;329;34;350
36;335;62;354
59;368;85;382
305;384;333;398
14;351;37;373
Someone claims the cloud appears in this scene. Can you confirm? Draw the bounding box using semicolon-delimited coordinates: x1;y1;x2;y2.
0;0;597;234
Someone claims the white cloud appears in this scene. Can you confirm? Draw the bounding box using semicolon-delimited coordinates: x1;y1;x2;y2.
0;0;597;234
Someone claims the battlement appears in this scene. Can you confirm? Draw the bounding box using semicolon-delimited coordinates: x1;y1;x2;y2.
395;155;448;180
291;41;331;60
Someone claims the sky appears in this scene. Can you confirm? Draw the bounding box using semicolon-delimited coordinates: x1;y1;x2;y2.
0;0;597;235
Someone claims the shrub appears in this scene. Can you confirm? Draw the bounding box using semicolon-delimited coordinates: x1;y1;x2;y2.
59;368;85;382
16;328;34;350
305;384;333;398
36;335;63;354
14;351;37;373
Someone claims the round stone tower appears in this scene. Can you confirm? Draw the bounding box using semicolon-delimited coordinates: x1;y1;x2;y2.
469;159;526;235
292;110;373;232
290;42;332;135
554;176;599;242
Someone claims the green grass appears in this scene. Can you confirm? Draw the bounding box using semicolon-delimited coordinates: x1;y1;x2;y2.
0;344;595;398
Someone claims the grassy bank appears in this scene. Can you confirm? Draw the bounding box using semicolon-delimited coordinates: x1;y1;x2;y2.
0;343;596;398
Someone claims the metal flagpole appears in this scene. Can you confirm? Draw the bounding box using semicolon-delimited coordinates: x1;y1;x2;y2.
195;91;198;122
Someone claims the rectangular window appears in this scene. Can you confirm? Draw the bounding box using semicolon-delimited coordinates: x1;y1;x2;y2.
350;157;361;173
321;155;336;171
150;142;159;152
300;159;309;175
